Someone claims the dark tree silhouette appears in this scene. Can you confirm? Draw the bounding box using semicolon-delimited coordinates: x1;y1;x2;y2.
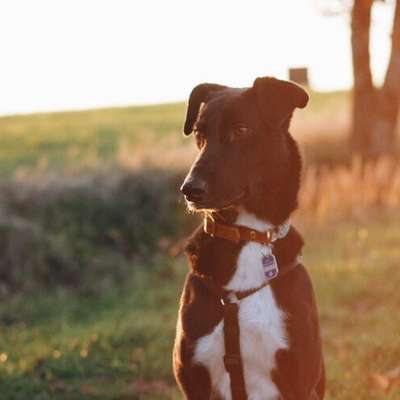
319;0;400;158
351;0;400;158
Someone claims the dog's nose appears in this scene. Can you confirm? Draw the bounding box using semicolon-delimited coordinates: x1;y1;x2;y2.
180;178;208;201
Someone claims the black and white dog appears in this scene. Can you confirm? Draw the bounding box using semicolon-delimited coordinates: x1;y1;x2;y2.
173;77;325;400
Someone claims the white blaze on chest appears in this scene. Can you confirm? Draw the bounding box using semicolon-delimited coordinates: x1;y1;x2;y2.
194;209;288;400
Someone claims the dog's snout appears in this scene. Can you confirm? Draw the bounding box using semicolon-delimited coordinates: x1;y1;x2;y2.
180;178;208;202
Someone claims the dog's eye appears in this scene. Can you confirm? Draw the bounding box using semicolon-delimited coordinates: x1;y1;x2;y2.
232;124;252;139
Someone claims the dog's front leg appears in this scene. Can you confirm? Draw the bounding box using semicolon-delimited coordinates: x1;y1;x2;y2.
173;338;212;400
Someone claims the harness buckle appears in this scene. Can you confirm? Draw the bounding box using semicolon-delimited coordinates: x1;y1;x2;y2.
220;292;239;305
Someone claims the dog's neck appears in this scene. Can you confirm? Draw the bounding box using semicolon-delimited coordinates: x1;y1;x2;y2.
209;205;287;230
186;207;303;286
209;207;276;231
234;208;275;231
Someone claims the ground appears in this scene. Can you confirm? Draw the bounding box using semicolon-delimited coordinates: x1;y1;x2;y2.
0;216;399;399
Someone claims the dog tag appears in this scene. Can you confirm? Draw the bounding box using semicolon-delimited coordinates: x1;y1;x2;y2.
262;247;279;280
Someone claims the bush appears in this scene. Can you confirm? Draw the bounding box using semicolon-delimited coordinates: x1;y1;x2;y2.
0;167;188;295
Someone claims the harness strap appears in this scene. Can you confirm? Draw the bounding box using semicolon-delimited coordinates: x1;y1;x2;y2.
223;301;247;400
193;256;299;400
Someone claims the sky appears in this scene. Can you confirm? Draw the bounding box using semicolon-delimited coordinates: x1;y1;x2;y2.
0;0;395;116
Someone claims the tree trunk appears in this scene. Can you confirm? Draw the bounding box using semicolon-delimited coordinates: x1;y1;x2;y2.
372;0;400;155
351;0;375;158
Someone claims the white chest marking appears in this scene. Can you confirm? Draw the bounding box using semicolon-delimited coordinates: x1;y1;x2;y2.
194;210;288;400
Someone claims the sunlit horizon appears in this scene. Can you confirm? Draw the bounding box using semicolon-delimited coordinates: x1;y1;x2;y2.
0;0;394;116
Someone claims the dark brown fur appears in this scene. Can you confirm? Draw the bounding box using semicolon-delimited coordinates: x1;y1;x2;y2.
174;77;325;399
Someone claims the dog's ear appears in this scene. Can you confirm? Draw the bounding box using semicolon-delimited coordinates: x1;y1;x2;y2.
252;77;309;128
183;83;227;135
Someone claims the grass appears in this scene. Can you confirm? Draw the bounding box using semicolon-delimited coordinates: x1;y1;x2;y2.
304;215;400;399
1;215;400;399
0;103;186;174
0;261;182;400
0;91;350;174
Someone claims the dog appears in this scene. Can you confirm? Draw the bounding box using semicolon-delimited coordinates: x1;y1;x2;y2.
173;77;325;400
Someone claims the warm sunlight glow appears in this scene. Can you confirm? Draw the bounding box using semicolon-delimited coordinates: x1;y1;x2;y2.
0;0;393;115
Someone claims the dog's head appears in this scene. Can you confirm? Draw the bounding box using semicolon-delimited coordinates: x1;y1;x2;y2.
180;77;308;224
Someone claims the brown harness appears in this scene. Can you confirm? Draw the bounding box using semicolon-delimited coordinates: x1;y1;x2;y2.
195;216;299;400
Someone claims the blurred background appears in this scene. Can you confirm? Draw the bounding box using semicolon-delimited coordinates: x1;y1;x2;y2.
0;0;399;399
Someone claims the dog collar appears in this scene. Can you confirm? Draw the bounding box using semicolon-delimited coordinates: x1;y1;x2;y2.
203;216;290;245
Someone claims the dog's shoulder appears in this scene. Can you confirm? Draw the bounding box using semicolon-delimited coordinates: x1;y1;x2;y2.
272;226;319;333
272;225;317;320
179;272;223;329
271;262;324;399
274;225;304;266
184;224;245;284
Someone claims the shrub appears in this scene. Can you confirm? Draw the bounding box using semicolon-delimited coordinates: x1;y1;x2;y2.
0;167;188;295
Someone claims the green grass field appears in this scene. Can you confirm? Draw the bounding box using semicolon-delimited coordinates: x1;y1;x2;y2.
1;93;399;399
0;91;349;174
1;217;399;399
0;103;186;174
